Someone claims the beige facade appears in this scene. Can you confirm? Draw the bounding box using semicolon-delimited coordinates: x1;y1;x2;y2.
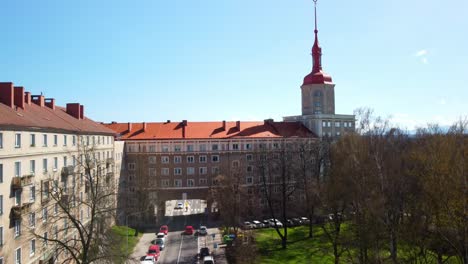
0;129;117;264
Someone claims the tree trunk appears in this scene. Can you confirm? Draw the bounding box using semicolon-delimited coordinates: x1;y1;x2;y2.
389;230;398;263
334;243;340;264
308;207;314;238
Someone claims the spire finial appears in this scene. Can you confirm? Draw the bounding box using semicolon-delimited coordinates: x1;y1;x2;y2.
313;0;318;33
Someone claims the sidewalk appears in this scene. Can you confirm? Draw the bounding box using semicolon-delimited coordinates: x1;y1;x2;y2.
128;233;154;263
206;227;228;264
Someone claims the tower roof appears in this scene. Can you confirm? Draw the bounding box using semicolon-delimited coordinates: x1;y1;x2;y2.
303;0;333;85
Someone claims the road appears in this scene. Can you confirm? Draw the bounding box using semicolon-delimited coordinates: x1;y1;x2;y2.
132;199;226;264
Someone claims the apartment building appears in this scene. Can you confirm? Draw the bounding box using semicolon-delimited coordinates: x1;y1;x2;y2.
105;120;315;224
0;82;118;264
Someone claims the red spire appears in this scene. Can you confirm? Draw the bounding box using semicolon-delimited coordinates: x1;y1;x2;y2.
303;0;332;85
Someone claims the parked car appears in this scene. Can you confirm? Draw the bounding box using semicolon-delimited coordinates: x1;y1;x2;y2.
252;220;264;228
147;245;160;260
199;247;210;259
292;218;302;225
269;219;283;228
286;219;295;227
159;225;169;235
243;221;255;229
175;202;183;209
199;225;208;236
140;255;156;264
185;225;194;235
156;232;166;243
155;238;165;251
262;219;270;227
203;255;215;264
300;217;310;224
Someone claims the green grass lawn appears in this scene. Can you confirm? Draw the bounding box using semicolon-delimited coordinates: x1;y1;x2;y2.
254;225;462;264
110;225;142;262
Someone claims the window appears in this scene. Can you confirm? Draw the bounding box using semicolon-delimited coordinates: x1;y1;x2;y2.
72;135;76;146
187;145;194;152
15;161;21;177
0;133;2;148
199;178;207;185
15;133;21;148
53;135;58;146
29;213;35;228
174;156;182;163
211;144;218;151
162;145;169;152
232;161;239;167
335;121;341;127
187;179;195;187
232;143;239;150
327;121;331;127
63;156;67;167
348;122;353;127
174;168;182;175
199;167;207;175
43;232;48;246
199;144;207;151
29;160;35;175
30;134;35;147
0;226;3;246
161;168;169;175
29;239;35;256
336;132;341;136
187;156;194;163
0;195;3;215
42;158;47;173
174;179;182;187
0;164;2;183
187;167;195;175
42;208;48;222
174;145;181;152
211;167;219;175
30;186;35;202
211;155;219;162
128;163;135;170
149;145;156;152
161;179;170;187
15;247;21;264
247;165;253;173
161;156;169;163
246;154;253;161
14;220;21;237
43;134;47;147
148;156;156;164
149;168;156;177
53;157;58;171
322;121;327;127
246;176;253;184
245;143;252;150
63;135;67;146
199;155;207;163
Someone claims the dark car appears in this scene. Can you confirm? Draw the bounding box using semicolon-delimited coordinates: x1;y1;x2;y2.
199;247;210;259
286;219;295;227
292;218;302;225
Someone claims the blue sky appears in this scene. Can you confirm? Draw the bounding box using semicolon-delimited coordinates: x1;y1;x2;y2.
1;0;467;130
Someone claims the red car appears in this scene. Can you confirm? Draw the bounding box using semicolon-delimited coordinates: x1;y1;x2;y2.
185;225;194;235
159;225;169;235
147;245;160;260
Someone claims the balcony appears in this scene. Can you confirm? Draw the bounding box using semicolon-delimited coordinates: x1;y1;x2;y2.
10;202;34;219
11;175;34;189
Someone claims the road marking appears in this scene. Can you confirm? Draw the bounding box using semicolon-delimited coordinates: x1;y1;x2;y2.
176;215;187;264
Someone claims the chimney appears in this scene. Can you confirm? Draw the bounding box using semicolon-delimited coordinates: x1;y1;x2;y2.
45;98;55;110
181;120;188;138
236;121;241;130
24;92;31;105
31;95;45;107
222;120;226;130
0;82;14;108
80;105;84;119
14;86;25;109
142;122;147;132
166;120;171;123
127;122;132;132
66;103;81;119
111;121;117;124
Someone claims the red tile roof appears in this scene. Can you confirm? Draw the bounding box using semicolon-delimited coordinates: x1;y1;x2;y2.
104;121;316;140
0;85;115;135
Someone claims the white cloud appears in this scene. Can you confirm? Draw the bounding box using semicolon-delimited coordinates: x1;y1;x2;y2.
415;49;428;57
421;57;428;64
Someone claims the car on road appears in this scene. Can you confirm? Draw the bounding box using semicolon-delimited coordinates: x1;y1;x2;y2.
159;225;168;235
140;255;156;264
185;225;194;235
243;221;255;229
175;202;183;209
199;247;210;259
156;232;166;243
147;245;160;260
203;255;215;264
252;220;264;228
198;225;208;236
155;238;165;251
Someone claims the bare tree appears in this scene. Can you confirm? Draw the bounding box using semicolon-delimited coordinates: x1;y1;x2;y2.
27;138;120;264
